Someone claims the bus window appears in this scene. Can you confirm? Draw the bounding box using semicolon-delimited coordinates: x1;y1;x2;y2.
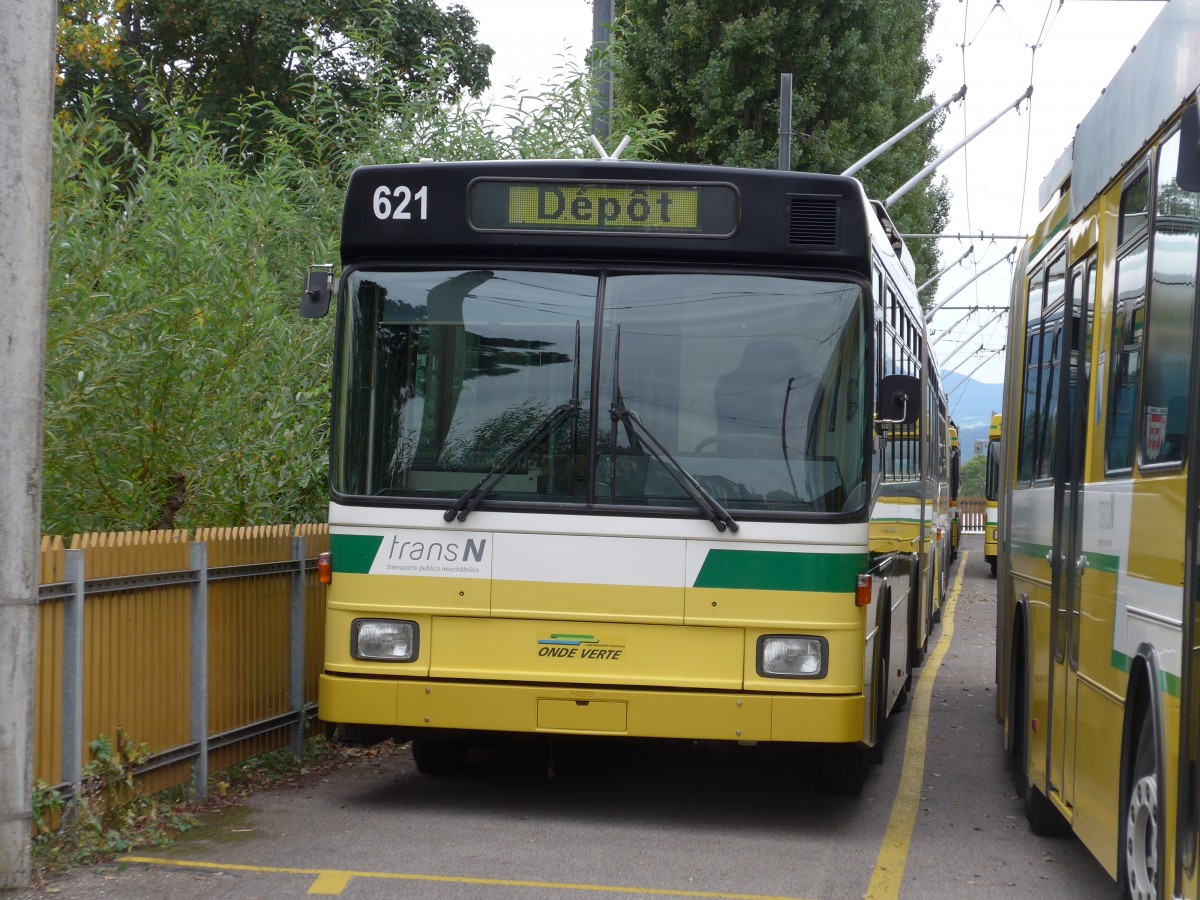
1140;129;1200;468
599;272;867;513
1106;240;1148;473
1035;312;1064;483
1120;165;1151;245
985;430;1001;502
1018;262;1046;484
1035;252;1068;482
335;269;596;500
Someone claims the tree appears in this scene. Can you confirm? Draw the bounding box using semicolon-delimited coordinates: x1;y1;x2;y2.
56;0;494;152
43;54;669;535
611;0;949;288
959;451;986;498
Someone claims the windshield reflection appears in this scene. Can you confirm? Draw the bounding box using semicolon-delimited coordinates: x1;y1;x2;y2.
333;268;867;515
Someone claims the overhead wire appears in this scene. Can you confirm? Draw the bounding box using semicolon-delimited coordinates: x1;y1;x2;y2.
1014;0;1064;234
933;0;1060;377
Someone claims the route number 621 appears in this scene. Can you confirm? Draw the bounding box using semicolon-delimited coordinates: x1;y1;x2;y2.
373;185;428;220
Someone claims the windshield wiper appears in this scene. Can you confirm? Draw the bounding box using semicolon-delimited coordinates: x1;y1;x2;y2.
609;326;738;533
611;402;740;533
444;322;582;523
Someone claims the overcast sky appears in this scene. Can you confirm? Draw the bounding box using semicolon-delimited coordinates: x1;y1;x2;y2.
443;0;1169;394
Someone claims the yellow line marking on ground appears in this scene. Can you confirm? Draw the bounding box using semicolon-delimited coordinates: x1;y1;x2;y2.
119;856;811;899
864;550;967;900
308;869;352;894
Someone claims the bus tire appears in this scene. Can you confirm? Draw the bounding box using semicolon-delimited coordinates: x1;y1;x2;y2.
1008;623;1027;800
820;744;869;796
871;608;890;765
412;736;469;776
1024;778;1069;836
1122;713;1161;900
893;633;911;713
910;564;925;668
990;557;998;578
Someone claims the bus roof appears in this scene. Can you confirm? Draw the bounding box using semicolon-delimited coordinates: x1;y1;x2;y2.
1039;0;1200;217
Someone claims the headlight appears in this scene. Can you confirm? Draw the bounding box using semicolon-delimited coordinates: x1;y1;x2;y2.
352;619;418;662
757;635;826;678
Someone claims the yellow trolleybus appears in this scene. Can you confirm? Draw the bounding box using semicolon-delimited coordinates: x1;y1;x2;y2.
303;157;950;794
949;420;961;562
996;1;1200;895
984;414;1001;576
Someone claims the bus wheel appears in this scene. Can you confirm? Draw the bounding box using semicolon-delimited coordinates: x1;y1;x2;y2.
819;744;869;796
990;557;998;578
1008;630;1028;799
910;568;926;668
1024;777;1069;836
870;634;889;765
893;637;910;713
1123;714;1160;900
412;736;469;776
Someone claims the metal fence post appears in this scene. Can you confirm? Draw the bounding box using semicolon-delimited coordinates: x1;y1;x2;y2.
61;549;84;810
189;542;208;802
290;535;306;759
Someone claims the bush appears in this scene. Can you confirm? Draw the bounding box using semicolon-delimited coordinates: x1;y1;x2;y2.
44;52;668;535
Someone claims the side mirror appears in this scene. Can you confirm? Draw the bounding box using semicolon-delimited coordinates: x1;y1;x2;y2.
877;373;921;426
1178;100;1200;192
300;264;334;319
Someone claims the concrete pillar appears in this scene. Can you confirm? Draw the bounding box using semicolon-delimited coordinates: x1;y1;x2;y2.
0;0;55;887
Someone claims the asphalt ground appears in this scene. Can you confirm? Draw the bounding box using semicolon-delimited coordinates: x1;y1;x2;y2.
7;534;1118;899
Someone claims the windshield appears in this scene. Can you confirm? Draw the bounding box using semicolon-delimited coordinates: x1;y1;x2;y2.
333;268;867;515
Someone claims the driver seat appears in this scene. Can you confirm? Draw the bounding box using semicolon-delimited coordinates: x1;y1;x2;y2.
714;340;801;456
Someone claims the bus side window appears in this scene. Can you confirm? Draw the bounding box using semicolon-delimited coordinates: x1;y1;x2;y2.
1106;163;1151;474
1018;264;1046;484
1105;245;1147;473
1035;252;1068;482
1139;128;1200;468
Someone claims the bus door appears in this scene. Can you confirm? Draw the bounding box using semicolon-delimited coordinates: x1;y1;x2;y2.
1048;253;1094;808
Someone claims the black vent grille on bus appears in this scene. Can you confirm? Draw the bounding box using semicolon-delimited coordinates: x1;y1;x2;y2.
787;195;840;248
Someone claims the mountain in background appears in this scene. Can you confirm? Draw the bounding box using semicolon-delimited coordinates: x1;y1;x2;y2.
943;373;1003;457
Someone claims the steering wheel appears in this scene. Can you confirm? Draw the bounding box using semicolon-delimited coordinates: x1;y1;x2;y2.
694;432;783;457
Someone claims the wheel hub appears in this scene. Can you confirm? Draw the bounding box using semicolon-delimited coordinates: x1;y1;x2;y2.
1125;772;1159;900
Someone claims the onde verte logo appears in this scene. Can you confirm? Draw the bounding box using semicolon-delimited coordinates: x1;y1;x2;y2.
537;633;625;661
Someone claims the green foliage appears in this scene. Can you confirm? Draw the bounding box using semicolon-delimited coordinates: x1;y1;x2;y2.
56;0;494;155
45;95;334;533
32;728;195;872
31;731;344;874
611;0;949;288
211;734;343;799
44;39;670;535
959;451;987;498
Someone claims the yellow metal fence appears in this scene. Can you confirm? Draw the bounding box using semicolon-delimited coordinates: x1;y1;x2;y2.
36;525;329;799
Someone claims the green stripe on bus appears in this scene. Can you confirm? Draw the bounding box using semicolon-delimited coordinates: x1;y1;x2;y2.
1011;539;1051;560
693;550;867;593
330;533;384;574
1085;551;1120;575
1028;212;1069;261
1010;542;1119;577
1111;650;1181;699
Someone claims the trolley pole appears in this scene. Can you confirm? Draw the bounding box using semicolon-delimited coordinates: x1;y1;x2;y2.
0;1;54;888
936;309;1008;370
779;74;793;171
918;244;973;296
925;248;1017;321
886;86;1033;208
842;85;966;177
591;0;615;142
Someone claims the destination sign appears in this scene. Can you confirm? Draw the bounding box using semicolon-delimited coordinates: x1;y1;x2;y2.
468;179;738;237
